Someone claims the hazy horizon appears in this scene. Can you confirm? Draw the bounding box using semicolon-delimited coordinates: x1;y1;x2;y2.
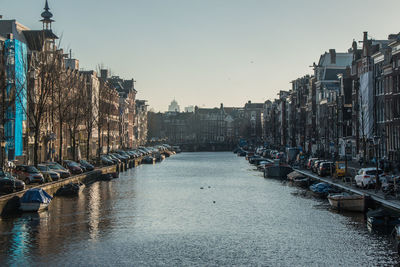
2;0;400;111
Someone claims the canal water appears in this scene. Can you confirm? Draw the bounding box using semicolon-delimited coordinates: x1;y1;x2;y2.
1;152;399;266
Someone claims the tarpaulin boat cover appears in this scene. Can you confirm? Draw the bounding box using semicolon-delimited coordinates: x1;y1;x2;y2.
21;188;52;204
310;183;332;193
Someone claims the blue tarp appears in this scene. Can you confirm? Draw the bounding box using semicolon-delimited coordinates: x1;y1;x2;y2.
310;183;332;193
21;188;52;204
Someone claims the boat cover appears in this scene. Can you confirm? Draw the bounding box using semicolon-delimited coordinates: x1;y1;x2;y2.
21;188;52;204
367;208;399;218
310;183;332;193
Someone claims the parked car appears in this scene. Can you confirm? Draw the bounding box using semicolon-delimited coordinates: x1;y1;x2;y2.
0;169;25;194
307;158;318;170
116;150;132;159
355;168;384;189
13;165;44;185
100;155;114;166
79;160;94;171
312;160;325;173
107;154;121;164
44;162;71;178
63;160;83;175
318;162;335;177
37;164;61;182
111;153;129;162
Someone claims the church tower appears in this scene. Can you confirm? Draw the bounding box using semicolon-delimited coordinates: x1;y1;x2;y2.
40;0;54;30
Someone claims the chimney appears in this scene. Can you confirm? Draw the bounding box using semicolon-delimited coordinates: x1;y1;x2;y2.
220;103;224;109
329;49;336;64
363;32;368;42
352;39;357;52
100;69;109;79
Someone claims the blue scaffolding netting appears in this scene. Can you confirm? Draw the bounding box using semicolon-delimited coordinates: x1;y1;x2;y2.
4;39;27;160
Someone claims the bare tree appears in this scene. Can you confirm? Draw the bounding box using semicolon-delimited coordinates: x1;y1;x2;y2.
97;79;118;157
64;71;85;161
53;67;80;161
24;49;64;165
81;73;99;160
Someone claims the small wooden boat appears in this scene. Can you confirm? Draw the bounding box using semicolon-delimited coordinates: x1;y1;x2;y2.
155;154;166;162
20;188;52;212
264;163;293;179
143;156;155;164
287;171;306;181
55;182;85;197
293;177;312;189
367;208;400;233
327;193;365;212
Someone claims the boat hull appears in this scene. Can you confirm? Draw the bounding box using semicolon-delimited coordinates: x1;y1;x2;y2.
328;195;365;212
264;166;293;179
20;202;49;212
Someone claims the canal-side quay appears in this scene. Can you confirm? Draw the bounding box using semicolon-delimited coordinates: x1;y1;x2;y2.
0;157;146;216
249;153;400;212
257;157;400;213
294;169;400;212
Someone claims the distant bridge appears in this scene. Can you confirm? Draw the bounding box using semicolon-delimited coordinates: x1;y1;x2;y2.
173;142;236;152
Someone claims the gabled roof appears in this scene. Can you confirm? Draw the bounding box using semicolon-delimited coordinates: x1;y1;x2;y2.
318;52;352;67
22;30;58;51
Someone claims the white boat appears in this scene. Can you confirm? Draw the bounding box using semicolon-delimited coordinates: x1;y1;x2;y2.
20;188;52;212
327;193;365;212
20;202;49;212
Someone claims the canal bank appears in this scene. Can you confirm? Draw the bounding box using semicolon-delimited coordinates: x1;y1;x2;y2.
259;157;400;213
294;169;400;212
0;165;117;215
0;156;149;216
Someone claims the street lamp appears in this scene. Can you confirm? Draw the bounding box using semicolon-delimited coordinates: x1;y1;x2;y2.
373;135;381;192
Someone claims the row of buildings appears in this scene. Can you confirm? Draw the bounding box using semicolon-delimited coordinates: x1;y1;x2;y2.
149;31;400;163
0;1;148;165
265;31;400;162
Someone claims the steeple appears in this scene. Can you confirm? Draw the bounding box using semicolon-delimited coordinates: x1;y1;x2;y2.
40;0;54;30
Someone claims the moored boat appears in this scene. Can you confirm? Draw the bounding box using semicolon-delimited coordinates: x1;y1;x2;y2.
55;182;85;197
293;177;312;189
263;164;293;179
143;156;155;164
309;182;337;198
367;208;400;233
20;188;52;212
287;171;306;182
155;153;166;162
327;193;365;212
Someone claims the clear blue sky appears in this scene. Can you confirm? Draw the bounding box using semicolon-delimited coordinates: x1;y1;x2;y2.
2;0;400;111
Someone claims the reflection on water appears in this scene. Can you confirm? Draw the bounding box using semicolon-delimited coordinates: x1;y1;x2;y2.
0;152;399;266
88;182;100;241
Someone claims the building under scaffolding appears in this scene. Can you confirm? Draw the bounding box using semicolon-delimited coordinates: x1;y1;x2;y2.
4;38;27;161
